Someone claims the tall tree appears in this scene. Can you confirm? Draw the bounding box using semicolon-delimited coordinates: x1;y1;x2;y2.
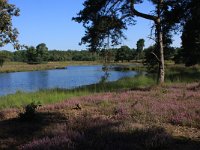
0;0;20;49
181;0;200;66
136;39;145;52
73;0;182;84
26;46;37;64
115;45;132;62
136;38;145;61
36;43;49;63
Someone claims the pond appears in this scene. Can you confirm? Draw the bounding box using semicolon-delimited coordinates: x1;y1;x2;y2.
0;65;139;96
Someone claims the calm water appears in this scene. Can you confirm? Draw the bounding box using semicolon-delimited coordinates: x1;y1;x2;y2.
0;65;138;96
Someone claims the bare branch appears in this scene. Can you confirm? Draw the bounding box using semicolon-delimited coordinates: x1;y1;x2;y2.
147;36;156;42
151;51;160;63
129;0;157;21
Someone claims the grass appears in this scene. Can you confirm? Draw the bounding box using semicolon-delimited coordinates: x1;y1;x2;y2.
0;75;154;110
165;64;200;82
0;61;100;73
0;82;199;149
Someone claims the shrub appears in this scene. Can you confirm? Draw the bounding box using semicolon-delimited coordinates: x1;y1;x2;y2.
19;102;41;121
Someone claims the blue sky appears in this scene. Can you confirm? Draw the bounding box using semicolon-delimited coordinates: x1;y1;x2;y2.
1;0;181;51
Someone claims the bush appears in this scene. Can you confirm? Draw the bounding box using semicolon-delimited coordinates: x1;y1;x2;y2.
19;102;41;121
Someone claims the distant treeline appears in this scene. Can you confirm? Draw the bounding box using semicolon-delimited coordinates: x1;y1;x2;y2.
0;43;98;65
0;49;97;62
0;43;180;65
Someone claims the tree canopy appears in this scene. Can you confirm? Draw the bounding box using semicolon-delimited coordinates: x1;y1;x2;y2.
26;43;49;64
181;0;200;66
0;0;20;49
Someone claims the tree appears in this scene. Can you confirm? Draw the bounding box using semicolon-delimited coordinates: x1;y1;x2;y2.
115;46;132;62
136;39;145;61
13;50;27;62
181;0;200;66
26;46;37;64
36;43;49;63
73;0;182;84
26;43;49;64
0;0;20;49
143;45;158;73
0;50;13;67
143;45;176;74
136;39;145;52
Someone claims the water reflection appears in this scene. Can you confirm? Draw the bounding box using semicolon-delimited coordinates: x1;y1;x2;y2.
0;65;138;96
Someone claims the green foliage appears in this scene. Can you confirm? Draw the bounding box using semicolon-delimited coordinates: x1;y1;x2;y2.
136;39;145;61
26;46;37;63
143;45;177;73
36;43;49;63
99;48;117;62
19;101;41;121
0;49;100;63
143;46;158;73
136;39;145;52
115;46;132;62
48;50;98;61
72;0;136;51
0;50;13;61
181;0;200;66
0;0;20;49
0;50;13;67
13;50;27;62
72;51;96;61
165;65;200;83
173;48;184;64
48;50;71;61
26;43;49;64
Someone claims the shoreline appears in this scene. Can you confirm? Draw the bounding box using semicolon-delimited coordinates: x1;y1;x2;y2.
0;61;101;73
0;76;154;110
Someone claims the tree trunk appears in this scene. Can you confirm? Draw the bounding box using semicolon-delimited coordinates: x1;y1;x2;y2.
156;21;165;84
156;0;165;84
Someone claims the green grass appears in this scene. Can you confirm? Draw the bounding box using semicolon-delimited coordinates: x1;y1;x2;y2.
0;61;100;73
0;75;155;110
165;65;200;83
0;89;90;110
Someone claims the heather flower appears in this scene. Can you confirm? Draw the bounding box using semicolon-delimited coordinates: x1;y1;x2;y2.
19;130;83;150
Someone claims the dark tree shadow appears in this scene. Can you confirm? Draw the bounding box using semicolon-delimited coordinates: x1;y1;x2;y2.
72;116;200;150
0;112;68;149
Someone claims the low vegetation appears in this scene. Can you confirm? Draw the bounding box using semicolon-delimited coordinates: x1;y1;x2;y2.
0;82;199;149
0;61;99;73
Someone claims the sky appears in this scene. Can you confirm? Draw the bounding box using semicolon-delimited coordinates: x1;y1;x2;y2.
0;0;181;51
